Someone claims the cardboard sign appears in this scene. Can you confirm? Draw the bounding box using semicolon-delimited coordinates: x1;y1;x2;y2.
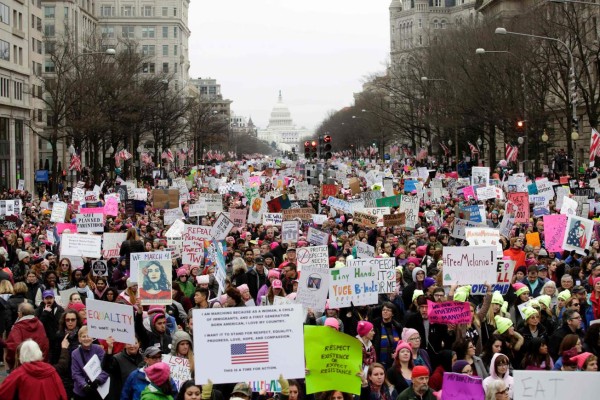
321;184;339;198
60;234;102;258
229;208;247;228
262;213;283;226
507;192;530;223
189;200;207;217
282;207;315;221
102;233;126;259
135;251;172;305
353;211;377;228
296;264;330;313
347;258;396;294
304;326;361;395
86;299;135;344
281;220;299;244
91;260;108;276
182;225;212;265
383;212;406;227
354;241;375;259
307;227;329;246
349;177;361;195
512;371;598;400
193;305;305;384
399;195;419;229
161;355;191;391
329;265;378;308
211;213;234;241
50;202;68;223
153;189;180;209
296;245;329;270
544;214;567;253
427;300;472;325
442;246;497;285
76;213;104;233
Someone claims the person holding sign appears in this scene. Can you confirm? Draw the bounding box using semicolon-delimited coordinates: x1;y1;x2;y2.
70;326;110;400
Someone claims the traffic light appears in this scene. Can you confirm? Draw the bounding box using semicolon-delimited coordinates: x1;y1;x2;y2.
310;140;318;159
304;141;311;158
572;117;579;133
323;135;332;160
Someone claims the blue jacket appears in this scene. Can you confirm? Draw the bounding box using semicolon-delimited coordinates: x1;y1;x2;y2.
121;367;177;400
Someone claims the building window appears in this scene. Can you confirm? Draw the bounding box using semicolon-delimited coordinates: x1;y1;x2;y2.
0;76;9;97
44;60;54;73
173;27;178;38
162;26;168;38
13;81;22;101
418;19;422;28
36;39;42;54
100;5;114;17
45;41;55;53
142;26;155;38
162;62;168;73
45;24;55;36
142;5;152;17
162;7;168;16
0;3;9;25
162;45;168;56
122;25;134;38
0;39;8;61
44;6;55;18
441;20;447;29
37;109;43;122
102;26;114;38
64;6;69;18
36;17;41;31
433;20;439;29
173;7;177;16
433;0;442;6
142;62;155;73
142;45;155;56
173;45;177;56
122;5;133;16
173;63;177;73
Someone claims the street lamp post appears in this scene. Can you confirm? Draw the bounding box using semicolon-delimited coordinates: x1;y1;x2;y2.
421;76;458;171
541;130;549;169
572;130;579;176
495;27;578;164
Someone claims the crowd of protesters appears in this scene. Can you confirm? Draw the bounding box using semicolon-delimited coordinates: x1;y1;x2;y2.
0;157;599;400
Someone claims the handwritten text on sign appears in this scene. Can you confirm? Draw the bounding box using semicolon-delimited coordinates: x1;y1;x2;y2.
86;299;135;344
329;265;379;308
347;258;396;294
427;300;471;325
442;246;497;285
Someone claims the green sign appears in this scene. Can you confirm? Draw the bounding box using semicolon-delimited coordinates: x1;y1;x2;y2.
304;326;362;395
376;194;402;208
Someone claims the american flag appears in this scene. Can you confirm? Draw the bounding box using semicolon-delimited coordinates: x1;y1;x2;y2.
439;142;450;156
230;342;269;364
177;148;187;160
416;147;428;161
505;144;518;162
590;128;600;166
468;142;479;157
69;153;81;171
119;149;132;161
161;149;174;163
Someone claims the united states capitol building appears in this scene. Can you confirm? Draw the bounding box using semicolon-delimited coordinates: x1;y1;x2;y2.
257;92;311;153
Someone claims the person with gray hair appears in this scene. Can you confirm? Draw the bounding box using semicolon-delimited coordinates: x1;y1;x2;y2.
0;339;67;399
5;301;50;369
484;378;509;400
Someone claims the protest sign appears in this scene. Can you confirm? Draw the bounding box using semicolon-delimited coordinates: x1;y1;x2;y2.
307;227;329;246
383;212;405;227
562;215;593;255
130;249;169;283
326;197;354;215
465;227;502;254
60;234;102;258
560;196;578;215
84;191;100;207
321;184;339;198
211;213;234;241
362;207;390;227
182;225;212;265
83;355;110;399
353;211;377;228
153;189;179;209
361;190;382;208
513;371;598;400
312;214;327;225
329;265;378;308
507;192;530;223
199;193;224;213
296;245;329;270
163;207;184;226
282;207;314;221
452;218;483;240
347;258;395;294
162;355;191;391
427;300;471;325
91;260;108;277
86;299;135;344
349;177;361;194
262;213;283;226
526;232;541;247
471;259;515;295
355;241;375;259
304;326;361;395
296;264;330;313
132;188;148;201
229;208;247;228
102;232;127;259
399;195;419;229
471;167;490;186
442;246;497;285
56;222;77;234
76;213;104;233
136;251;172;305
193;305;305;384
50;202;67;223
281;220;299;244
104;197;119;216
246;380;282;393
189;200;207;217
441;373;485;400
544;214;567;253
376;194;401;208
475;185;497;200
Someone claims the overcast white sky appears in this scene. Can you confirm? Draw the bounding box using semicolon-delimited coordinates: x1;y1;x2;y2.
188;1;390;131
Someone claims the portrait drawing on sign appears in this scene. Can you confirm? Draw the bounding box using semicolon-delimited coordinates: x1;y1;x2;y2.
139;260;171;300
563;216;592;255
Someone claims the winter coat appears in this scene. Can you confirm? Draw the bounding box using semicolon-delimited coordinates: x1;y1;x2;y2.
135;312;172;353
140;384;174;400
396;386;437;400
5;315;50;369
71;344;110;397
385;366;410;395
482;353;514;399
0;361;68;400
36;302;64;345
26;280;42;304
7;293;32;330
120;240;145;269
104;349;144;400
246;268;268;301
121;367;178;400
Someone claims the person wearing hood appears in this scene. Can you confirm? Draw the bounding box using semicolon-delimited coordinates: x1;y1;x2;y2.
171;330;195;375
135;299;173;353
0;339;68;400
104;335;144;400
401;266;426;308
175;268;195;299
5;301;49;369
121;346;178;400
356;320;376;368
482;353;513;399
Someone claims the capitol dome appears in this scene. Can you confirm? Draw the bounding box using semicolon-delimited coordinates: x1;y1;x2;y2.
268;91;293;127
257;91;311;152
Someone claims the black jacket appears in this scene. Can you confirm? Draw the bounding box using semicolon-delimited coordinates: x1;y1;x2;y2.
119;240;145;269
549;324;584;360
35;302;64;345
372;317;403;370
404;312;451;365
134;312;172;353
246;268;267;301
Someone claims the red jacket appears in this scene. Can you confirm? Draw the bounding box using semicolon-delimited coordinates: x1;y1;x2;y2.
5;316;50;369
0;361;67;400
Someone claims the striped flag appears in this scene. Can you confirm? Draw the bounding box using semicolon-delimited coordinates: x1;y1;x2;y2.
161;149;174;163
230;342;269;364
468;142;479;157
590;128;600;166
69;153;81;171
140;152;152;165
416;147;428;161
505;144;518;163
439;142;450;156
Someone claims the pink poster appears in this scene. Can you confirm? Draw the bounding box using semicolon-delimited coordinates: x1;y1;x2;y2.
463;186;477;201
104;197;119;217
543;214;567;253
80;207;104;214
56;223;77;234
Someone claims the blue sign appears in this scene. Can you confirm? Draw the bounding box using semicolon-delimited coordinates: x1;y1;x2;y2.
35;170;49;183
384;153;391;160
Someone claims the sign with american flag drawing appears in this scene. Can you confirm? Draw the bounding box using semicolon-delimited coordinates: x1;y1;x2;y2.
193;304;305;384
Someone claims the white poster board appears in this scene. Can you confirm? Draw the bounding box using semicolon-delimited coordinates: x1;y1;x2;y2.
295;264;330;313
60;233;102;258
328;265;378;308
86;299;135;344
442;246;497;285
102;233;127;259
50;202;68;223
399;195;419;229
281;221;299;244
307;227;329;246
182;225;212;265
162;354;191;391
465;227;503;254
76;213;105;233
193;305;305;384
296;245;329;271
211;213;234;241
355;241;375;259
512;371;599;400
347;258;396;294
189;200;208;217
